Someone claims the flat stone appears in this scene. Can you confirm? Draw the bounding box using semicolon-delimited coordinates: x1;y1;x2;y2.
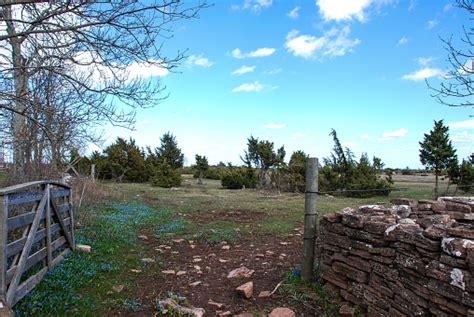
76;244;91;252
189;281;202;287
258;291;272;298
162;270;176;275
176;271;186;276
269;307;296;317
339;305;355;317
137;235;148;241
208;299;224;308
227;267;254;279
141;258;155;263
112;285;124;293
236;281;253;299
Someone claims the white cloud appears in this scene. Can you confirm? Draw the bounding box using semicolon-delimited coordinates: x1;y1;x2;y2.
316;0;372;22
427;19;438;29
288;6;300;19
242;0;272;11
451;131;474;143
448;119;474;129
397;37;408;46
232;47;276;59
416;56;434;67
232;81;276;93
361;133;372;140
261;123;287;129
265;68;282;75
443;4;453;12
231;65;256;75
378;128;408;140
408;0;416;11
285;27;360;59
186;54;213;67
124;60;170;78
402;67;445;81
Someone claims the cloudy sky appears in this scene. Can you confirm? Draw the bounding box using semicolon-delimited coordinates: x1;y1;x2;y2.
96;0;473;168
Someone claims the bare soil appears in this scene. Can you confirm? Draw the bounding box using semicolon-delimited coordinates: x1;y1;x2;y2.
107;221;320;316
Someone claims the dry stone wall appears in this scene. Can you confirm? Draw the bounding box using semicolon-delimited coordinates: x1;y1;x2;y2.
320;197;474;316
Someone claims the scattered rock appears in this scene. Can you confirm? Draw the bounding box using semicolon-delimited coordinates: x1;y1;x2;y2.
76;244;92;252
222;245;231;250
279;242;290;246
208;299;224;308
141;257;155;263
255;253;265;258
193;258;202;263
158;298;205;317
266;251;275;256
176;271;187;276
219;258;229;263
162;270;176;275
269;307;296;317
130;269;142;273
258;291;272;298
339;305;355;317
217;311;232;316
137;235;148;241
171;251;179;254
189;281;202;287
112;285;124;293
234;314;254;317
173;239;184;243
236;281;253;299
227;267;255;279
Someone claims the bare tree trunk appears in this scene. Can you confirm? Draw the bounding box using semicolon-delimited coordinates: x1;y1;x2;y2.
197;171;203;185
435;171;439;199
4;5;28;176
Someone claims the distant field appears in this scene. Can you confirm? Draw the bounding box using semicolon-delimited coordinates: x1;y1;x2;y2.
106;173;445;236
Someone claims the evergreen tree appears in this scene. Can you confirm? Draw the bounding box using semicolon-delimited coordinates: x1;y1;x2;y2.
419;120;457;197
153;132;184;169
102;137;147;182
194;154;209;185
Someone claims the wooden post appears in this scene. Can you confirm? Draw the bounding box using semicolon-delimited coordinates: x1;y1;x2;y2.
45;185;52;269
0;194;8;303
302;157;318;282
91;164;95;183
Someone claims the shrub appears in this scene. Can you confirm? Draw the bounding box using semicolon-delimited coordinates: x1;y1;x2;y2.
221;168;257;189
193;167;223;180
150;161;182;188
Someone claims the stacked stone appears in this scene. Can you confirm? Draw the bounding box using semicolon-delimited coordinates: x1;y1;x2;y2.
320;198;474;317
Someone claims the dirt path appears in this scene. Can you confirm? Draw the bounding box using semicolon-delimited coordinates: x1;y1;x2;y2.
108;225;319;316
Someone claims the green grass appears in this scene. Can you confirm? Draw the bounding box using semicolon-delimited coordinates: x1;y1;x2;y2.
14;202;182;316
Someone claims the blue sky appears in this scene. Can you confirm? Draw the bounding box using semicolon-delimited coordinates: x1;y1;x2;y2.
95;0;474;168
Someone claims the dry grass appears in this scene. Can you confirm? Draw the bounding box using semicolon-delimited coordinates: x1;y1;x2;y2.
103;174;442;236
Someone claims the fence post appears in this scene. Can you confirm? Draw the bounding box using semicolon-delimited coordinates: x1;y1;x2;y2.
302;157;318;282
0;193;7;304
91;164;95;183
46;185;52;269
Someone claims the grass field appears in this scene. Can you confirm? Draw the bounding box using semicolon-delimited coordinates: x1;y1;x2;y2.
13;173;449;316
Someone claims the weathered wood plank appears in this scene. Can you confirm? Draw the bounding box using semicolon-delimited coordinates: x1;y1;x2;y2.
68;192;75;250
11;267;48;306
50;198;73;249
7;204;70;232
6;236;67;285
10;246;71;306
50;189;70;199
6;218;71;258
7;192;43;205
56;203;69;214
5;191;47;305
0;181;70;195
46;185;52;269
0;194;8;301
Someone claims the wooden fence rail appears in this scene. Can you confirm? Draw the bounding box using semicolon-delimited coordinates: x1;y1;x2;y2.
0;181;75;308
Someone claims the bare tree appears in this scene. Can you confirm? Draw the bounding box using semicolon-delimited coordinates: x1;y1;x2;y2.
428;0;473;108
0;1;206;176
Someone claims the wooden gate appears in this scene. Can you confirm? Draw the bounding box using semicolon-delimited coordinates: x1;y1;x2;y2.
0;181;75;307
